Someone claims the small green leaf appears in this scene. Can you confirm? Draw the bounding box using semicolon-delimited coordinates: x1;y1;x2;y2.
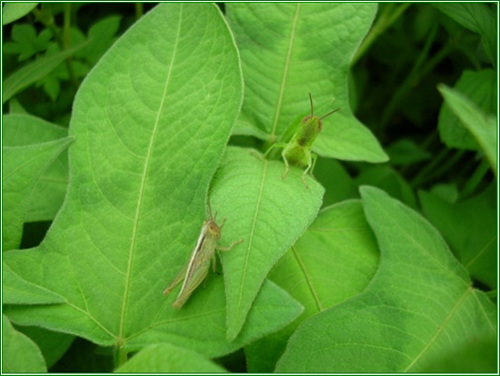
79;15;122;64
210;146;324;340
276;186;496;372
438;69;496;150
226;3;388;163
2;315;47;373
3;24;53;60
2;3;38;25
438;84;496;174
2;136;73;250
3;114;69;222
115;343;227;373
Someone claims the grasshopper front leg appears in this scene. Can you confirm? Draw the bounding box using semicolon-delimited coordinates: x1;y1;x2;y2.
216;238;244;252
213;238;243;273
264;142;287;159
281;147;291;180
300;151;317;189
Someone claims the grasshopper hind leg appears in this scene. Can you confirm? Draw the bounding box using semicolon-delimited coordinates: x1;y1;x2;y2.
163;262;188;296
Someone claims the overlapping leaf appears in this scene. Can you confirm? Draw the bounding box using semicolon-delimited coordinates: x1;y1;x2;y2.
227;3;387;163
276;186;496;372
210;147;324;340
3;114;69;223
2;315;47;373
245;200;379;372
2;124;72;250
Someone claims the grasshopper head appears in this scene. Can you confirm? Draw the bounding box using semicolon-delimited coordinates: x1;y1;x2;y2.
295;94;340;147
206;219;222;240
297;114;323;146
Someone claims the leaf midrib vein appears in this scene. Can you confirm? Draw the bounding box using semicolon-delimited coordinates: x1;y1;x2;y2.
117;4;184;342
236;159;269;314
270;4;300;140
292;244;323;312
404;286;473;371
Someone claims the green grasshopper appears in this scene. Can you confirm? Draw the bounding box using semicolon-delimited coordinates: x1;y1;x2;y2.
163;204;243;309
266;93;340;188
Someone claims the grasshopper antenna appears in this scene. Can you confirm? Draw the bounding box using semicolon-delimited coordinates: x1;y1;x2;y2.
308;92;314;116
319;107;341;120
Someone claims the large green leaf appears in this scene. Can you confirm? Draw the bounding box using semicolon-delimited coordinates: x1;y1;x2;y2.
276;186;496;372
2;134;72;250
3;114;69;222
438;84;497;174
226;3;387;163
210;146;324;340
3;3;300;360
2;315;47;373
245;200;379;372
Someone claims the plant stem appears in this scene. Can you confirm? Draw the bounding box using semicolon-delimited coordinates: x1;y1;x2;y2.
460;159;491;199
114;341;128;368
135;3;144;20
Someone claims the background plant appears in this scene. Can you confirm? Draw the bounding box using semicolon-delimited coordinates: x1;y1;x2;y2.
2;2;497;373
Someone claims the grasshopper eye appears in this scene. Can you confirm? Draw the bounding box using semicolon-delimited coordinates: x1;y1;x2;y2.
208;222;219;234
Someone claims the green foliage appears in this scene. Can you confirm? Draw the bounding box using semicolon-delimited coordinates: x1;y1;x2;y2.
438;83;497;174
115;343;228;373
275;187;495;372
2;117;72;249
2;2;496;373
2;315;47;372
2;3;39;26
228;3;388;163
